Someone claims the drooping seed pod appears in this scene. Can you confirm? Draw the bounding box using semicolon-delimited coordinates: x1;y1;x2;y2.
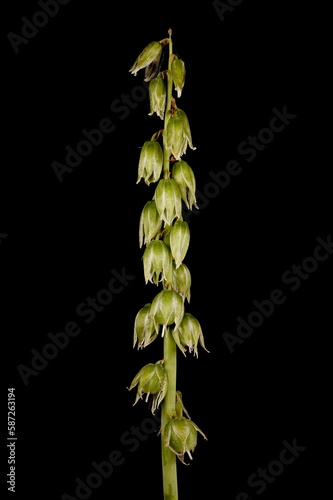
133;304;157;349
172;313;209;357
129;41;163;79
137;140;163;185
143;240;173;285
154;179;182;226
172;262;191;302
172;160;198;210
149;76;166;120
164;108;196;160
176;109;196;152
128;360;168;414
150;289;184;337
169;220;190;269
164;416;207;464
139;201;163;248
171;56;186;98
164;112;187;160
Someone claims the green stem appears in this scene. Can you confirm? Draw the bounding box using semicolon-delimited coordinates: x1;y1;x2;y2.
163;29;173;180
161;29;178;500
161;330;178;500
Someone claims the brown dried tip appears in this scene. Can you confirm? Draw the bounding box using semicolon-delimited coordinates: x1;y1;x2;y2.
160;38;170;47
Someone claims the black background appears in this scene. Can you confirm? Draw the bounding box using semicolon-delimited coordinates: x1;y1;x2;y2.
2;1;331;499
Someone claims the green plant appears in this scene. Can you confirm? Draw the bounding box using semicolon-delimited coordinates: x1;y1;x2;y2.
128;29;208;500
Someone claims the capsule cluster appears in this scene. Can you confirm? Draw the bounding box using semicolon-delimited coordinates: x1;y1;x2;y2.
128;33;208;462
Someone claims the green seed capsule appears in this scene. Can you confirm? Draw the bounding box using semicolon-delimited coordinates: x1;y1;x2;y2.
150;289;184;337
171;56;186;98
170;220;190;269
165;108;196;160
172;313;209;357
176;109;196;152
133;304;157;349
143;240;173;285
139;201;163;248
164;417;207;464
172;263;191;302
129;41;163;79
172;161;198;210
164;113;187;160
128;360;168;414
154;179;182;226
149;76;166;120
137;140;163;185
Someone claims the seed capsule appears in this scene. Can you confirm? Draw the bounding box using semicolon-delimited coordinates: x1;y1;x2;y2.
172;161;198;210
164;416;207;464
164;113;187;160
176;109;195;151
149;76;166;120
170;220;190;269
133;304;157;349
129;41;163;79
172;313;209;357
165;108;196;160
154;179;182;226
172;263;191;302
139;201;163;248
128;360;168;414
137;140;163;185
171;56;186;98
150;289;184;337
143;240;173;285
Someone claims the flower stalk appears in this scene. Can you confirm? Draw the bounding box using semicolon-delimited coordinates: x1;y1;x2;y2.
129;29;208;500
164;31;174;180
161;328;178;500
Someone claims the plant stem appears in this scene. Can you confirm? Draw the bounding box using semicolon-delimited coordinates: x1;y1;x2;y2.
163;29;173;180
161;28;178;500
161;330;178;500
